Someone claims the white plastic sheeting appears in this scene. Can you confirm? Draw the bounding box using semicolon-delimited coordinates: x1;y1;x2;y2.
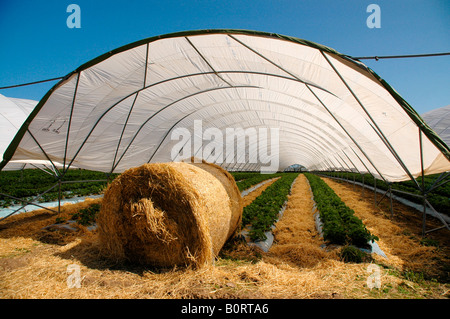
0;94;68;172
422;105;450;148
0;94;42;170
1;30;449;182
0;94;36;157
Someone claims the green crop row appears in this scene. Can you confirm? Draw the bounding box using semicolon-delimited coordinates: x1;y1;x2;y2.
229;172;262;182
319;171;450;216
242;173;299;241
234;173;284;192
305;173;378;248
0;169;117;207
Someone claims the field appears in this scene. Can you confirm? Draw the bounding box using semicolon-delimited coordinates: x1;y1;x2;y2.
319;171;450;217
0;171;449;299
0;169;116;208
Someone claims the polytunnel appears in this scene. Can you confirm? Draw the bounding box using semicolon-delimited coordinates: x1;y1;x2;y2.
0;93;37;168
1;29;449;184
0;94;68;173
422;105;450;148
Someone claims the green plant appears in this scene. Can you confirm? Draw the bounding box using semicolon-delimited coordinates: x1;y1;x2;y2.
403;270;424;283
71;203;101;226
235;173;284;191
319;171;450;217
230;172;262;182
420;237;439;248
242;173;299;241
55;217;66;224
305;173;378;248
248;227;268;242
339;245;367;263
0;169;117;207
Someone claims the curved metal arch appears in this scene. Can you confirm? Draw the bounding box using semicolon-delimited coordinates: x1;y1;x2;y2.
167;86;385;174
2;29;447;179
148;113;329;170
75;85;257;172
227;138;329;170
164;115;328;169
157;114;345;172
63;68;341;173
197;124;332;167
147;101;358;171
190;106;351;154
185;111;348;160
73;66;337;149
196;117;344;168
182;92;351;145
139;88;355;165
145;107;349;171
135;94;351;168
212;139;325;169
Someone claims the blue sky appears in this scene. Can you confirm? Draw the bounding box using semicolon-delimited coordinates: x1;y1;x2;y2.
0;0;448;114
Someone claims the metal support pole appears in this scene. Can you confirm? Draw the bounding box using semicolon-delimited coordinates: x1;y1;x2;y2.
426;172;449;194
422;193;427;236
58;178;62;214
0;182;60;221
376;188;389;207
423;198;450;233
374;177;377;207
322;52;421;190
419;128;426;236
362;173;365;197
389;183;394;217
0;193;59;221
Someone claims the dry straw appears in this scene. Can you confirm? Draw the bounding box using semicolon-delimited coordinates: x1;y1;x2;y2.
97;160;242;268
1;173;448;298
242;177;280;208
321;177;449;277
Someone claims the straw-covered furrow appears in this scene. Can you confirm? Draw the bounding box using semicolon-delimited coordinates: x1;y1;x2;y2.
242;177;281;208
234;173;283;192
97;161;242;268
267;174;331;268
242;173;299;241
320;177;450;279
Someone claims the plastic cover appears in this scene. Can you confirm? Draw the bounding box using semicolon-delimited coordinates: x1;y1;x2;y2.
1;30;449;182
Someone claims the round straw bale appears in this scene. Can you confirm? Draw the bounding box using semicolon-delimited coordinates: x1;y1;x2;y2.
97;161;242;268
187;158;243;239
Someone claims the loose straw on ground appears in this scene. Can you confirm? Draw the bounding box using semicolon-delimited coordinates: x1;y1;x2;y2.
321;177;449;278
